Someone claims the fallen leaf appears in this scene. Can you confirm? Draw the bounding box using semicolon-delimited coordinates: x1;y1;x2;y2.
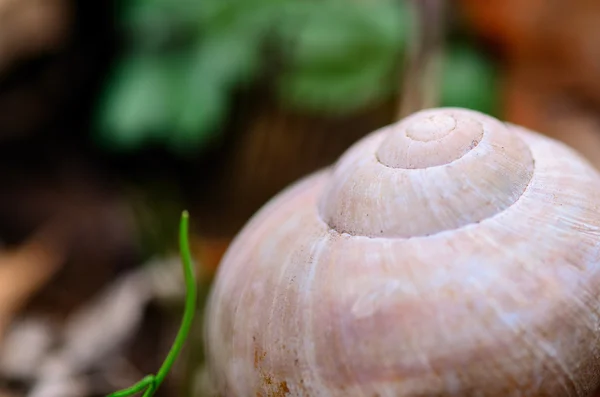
503;68;600;170
0;0;71;73
0;221;67;340
28;267;153;396
191;236;230;276
0;317;55;380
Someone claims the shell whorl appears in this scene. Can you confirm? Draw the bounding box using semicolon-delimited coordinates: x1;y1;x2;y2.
205;107;600;396
318;108;535;238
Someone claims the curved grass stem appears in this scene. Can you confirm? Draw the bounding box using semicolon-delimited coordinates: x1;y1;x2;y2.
107;210;198;397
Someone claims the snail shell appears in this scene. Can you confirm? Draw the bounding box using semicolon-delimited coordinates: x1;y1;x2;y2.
204;108;600;396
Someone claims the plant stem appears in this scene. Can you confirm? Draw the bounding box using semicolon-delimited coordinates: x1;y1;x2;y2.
108;375;155;397
396;0;447;119
107;211;197;397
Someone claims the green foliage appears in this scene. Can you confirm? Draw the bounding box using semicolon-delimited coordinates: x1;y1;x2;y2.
96;55;183;150
95;0;411;153
439;42;499;116
277;0;411;113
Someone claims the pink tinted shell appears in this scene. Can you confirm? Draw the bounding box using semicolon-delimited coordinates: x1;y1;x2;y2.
204;108;600;396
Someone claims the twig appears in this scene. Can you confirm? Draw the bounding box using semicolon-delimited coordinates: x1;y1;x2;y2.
396;0;447;119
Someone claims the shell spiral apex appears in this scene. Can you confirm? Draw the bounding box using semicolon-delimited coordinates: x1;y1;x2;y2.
205;107;600;397
319;107;534;238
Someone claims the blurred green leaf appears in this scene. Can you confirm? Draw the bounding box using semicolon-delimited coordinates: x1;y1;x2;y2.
440;43;499;116
198;0;283;34
117;0;192;52
279;52;396;113
279;1;407;66
169;32;264;151
98;0;413;154
191;32;263;86
98;5;269;153
277;0;411;113
95;54;184;150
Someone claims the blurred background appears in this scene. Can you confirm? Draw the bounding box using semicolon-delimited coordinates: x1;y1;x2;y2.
1;0;600;396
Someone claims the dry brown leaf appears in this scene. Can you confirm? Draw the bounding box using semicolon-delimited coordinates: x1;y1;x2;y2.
28;266;153;397
0;0;71;73
503;69;600;170
0;221;67;340
459;0;545;55
0;317;55;380
460;0;600;109
191;237;231;276
59;270;151;368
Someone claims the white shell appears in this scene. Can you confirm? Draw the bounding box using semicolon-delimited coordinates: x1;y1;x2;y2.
204;108;600;396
